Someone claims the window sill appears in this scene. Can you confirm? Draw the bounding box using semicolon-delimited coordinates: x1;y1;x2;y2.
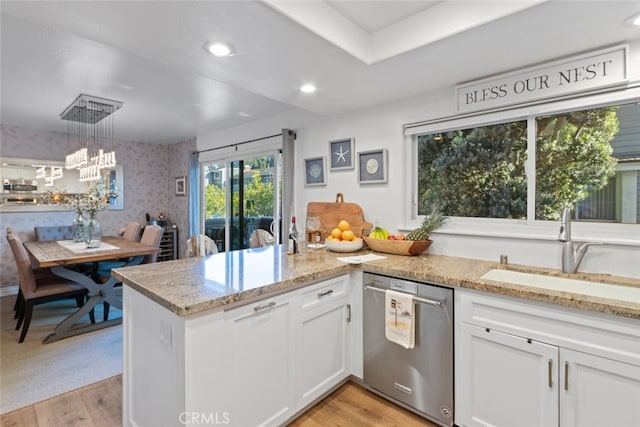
399;218;640;247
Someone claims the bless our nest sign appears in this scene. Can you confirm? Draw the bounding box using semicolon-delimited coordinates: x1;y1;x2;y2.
456;45;628;113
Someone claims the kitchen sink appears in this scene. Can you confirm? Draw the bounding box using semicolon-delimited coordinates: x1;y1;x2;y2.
481;269;640;304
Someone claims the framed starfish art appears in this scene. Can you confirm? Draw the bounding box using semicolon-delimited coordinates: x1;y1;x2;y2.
329;138;355;171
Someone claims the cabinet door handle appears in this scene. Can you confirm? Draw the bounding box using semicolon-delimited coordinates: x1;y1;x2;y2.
346;304;351;323
253;301;276;312
564;361;569;391
318;289;334;298
548;359;553;388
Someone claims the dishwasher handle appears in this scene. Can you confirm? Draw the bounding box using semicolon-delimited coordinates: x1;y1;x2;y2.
364;285;443;308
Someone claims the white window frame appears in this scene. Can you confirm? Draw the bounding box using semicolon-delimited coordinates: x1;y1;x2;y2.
404;87;640;247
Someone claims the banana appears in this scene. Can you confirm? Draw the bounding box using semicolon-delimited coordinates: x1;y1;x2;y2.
369;227;389;240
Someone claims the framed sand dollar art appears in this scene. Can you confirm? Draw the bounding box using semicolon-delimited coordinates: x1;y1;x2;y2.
358;149;388;184
304;156;326;186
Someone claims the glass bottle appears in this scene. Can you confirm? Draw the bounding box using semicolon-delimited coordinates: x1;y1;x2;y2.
288;216;299;254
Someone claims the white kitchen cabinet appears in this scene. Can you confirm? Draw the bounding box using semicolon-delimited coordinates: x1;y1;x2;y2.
223;291;298;427
455;289;640;427
560;348;640;427
123;273;354;427
296;275;351;409
457;323;558;427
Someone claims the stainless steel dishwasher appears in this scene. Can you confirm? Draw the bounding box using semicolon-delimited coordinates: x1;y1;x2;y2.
363;272;454;427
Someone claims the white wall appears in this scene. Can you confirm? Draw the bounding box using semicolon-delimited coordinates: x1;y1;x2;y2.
198;44;640;279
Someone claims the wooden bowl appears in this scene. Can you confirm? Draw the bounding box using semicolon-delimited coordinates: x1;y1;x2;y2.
363;236;432;256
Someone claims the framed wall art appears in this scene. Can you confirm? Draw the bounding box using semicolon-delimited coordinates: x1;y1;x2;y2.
175;176;187;196
304;157;326;186
329;137;355;171
358;149;388;184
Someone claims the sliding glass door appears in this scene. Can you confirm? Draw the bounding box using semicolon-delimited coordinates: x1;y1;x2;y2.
202;152;281;252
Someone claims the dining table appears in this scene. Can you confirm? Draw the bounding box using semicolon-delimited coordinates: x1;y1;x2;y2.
23;236;160;343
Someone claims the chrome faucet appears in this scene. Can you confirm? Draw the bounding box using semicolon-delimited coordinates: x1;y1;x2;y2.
558;207;601;274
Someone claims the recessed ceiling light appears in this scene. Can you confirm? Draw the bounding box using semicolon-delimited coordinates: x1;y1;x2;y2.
623;12;640;26
203;41;235;57
300;84;316;93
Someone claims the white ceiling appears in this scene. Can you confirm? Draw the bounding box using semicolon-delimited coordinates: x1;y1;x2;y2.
1;1;640;145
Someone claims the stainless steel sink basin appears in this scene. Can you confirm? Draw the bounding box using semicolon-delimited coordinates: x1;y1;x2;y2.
481;269;640;304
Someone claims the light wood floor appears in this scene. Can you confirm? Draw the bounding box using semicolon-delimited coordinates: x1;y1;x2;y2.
1;376;435;427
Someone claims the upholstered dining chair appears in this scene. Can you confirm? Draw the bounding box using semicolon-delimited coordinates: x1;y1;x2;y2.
249;229;276;248
120;221;142;242
139;224;164;264
6;229;88;343
102;224;164;320
184;234;218;258
97;221;144;272
33;225;74;241
15;227;78;318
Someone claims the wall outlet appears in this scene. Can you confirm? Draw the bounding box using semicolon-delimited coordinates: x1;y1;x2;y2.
373;216;382;226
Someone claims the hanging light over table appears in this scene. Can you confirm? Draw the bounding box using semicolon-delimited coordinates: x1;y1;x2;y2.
61;94;122;182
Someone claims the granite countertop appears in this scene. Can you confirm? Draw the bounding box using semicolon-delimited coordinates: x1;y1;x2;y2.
112;245;640;320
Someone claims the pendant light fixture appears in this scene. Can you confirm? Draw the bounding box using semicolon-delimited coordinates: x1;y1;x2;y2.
61;94;122;182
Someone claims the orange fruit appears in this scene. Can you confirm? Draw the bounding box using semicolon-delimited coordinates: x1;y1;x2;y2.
331;228;343;239
341;230;355;241
338;220;350;231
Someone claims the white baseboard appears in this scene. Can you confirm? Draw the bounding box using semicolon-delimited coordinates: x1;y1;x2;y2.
0;285;18;298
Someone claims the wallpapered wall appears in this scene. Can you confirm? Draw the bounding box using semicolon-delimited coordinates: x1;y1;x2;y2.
0;125;194;289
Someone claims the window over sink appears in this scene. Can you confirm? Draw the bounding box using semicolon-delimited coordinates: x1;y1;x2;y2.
412;102;640;225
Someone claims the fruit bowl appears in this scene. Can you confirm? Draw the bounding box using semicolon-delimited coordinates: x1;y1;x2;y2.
363;236;432;256
324;237;364;253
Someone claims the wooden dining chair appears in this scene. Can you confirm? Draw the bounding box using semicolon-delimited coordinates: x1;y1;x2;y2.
102;224;164;321
185;234;218;258
6;230;89;343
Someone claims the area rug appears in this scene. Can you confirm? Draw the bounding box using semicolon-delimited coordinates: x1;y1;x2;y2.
0;295;122;414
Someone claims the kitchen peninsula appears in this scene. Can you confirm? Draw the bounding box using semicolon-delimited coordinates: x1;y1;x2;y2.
113;245;640;427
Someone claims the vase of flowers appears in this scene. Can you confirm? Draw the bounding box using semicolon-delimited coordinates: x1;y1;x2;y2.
49;179;117;247
72;212;86;243
64;194;87;243
84;216;102;248
81;183;110;248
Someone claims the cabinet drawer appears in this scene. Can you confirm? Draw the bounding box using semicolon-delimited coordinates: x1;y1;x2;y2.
301;275;349;312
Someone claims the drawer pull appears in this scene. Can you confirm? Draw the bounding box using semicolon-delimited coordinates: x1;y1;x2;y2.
253;301;276;312
548;359;553;388
318;289;334;298
347;304;351;323
564;361;569;391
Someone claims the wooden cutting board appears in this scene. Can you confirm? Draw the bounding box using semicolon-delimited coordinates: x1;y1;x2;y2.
305;193;373;241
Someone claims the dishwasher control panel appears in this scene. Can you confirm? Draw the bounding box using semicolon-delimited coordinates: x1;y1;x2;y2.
389;279;418;294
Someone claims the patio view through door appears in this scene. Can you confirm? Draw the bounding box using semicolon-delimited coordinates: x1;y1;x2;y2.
202;152;281;252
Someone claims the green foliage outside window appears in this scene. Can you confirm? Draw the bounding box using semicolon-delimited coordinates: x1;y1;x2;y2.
417;106;619;221
418;121;528;218
205;171;274;219
535;107;618;220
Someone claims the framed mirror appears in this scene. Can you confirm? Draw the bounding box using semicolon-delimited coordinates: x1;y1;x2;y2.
0;157;124;211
